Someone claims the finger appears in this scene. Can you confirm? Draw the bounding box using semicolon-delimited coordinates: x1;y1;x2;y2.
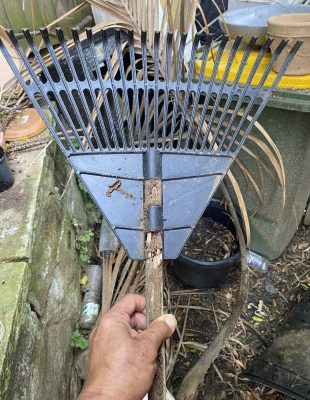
139;314;177;350
112;293;146;317
130;312;147;330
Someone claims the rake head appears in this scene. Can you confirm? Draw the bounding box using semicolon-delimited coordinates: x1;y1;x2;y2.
0;28;301;259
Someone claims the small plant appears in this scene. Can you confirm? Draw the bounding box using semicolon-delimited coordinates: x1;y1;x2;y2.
71;329;88;350
71;217;80;230
76;229;94;263
78;178;88;194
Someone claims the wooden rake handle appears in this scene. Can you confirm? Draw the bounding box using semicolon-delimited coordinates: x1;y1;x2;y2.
145;236;166;400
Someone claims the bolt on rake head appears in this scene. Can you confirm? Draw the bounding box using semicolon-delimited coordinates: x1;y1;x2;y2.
0;28;301;259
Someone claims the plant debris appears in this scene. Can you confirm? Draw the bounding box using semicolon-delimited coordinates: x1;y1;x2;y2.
183;218;239;261
166;223;310;399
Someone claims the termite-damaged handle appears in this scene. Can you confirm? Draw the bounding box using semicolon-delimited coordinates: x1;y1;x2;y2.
145;240;165;400
144;177;165;400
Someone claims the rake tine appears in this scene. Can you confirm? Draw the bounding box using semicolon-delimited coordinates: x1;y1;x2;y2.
226;38;289;152
216;36;258;152
71;28;106;151
101;29;127;149
128;30;142;149
153;31;160;148
37;28;86;150
177;33;200;150
192;36;229;150
161;32;173;149
0;31;67;152
185;35;212;150
219;37;273;150
4;29;76;153
169;32;187;150
85;28;112;151
115;29;135;148
55;28;97;151
87;29;119;150
25;28;84;151
206;35;243;151
234;39;302;152
72;29;109;150
141;30;150;148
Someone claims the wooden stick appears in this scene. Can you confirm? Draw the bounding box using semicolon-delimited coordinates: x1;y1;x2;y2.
146;233;165;400
101;251;114;314
144;178;166;400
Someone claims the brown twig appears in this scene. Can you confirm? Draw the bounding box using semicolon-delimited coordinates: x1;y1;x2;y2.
176;182;249;400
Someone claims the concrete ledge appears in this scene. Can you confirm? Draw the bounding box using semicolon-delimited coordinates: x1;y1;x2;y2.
0;262;30;398
0;144;89;400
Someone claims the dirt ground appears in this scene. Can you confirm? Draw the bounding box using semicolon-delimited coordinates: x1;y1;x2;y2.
167;223;310;400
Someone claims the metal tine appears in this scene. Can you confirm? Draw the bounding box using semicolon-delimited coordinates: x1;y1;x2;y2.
86;29;119;150
219;37;273;150
176;33;200;149
192;36;229;150
185;35;212;150
169;33;187;150
37;28;86;150
216;36;258;152
0;32;68;153
114;29;135;148
234;39;302;153
101;29;127;149
71;28;106;151
85;28;112;150
161;32;173;149
226;37;288;152
141;30;150;148
205;35;243;151
127;30;142;149
153;31;160;148
55;28;97;152
6;29;76;153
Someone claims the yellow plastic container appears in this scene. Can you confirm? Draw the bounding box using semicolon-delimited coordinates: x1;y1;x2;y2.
195;47;310;89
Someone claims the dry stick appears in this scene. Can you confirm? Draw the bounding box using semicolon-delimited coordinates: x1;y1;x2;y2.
101;251;115;314
176;182;249;400
145;180;166;400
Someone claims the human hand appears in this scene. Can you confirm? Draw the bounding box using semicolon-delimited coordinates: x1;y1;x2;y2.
77;293;177;400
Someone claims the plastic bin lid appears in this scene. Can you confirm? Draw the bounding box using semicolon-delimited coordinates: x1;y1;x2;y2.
195;47;310;90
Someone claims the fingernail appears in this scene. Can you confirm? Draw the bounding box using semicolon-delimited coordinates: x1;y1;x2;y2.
158;314;177;331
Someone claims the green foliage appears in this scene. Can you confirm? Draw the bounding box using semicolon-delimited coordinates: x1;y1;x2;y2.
71;218;80;229
77;229;94;243
78;178;89;194
76;229;94;263
71;329;88;350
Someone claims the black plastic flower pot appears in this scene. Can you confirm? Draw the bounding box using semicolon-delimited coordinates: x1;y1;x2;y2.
0;146;14;192
173;199;242;288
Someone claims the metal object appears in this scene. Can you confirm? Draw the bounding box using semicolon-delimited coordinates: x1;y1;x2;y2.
99;217;119;255
0;28;301;260
219;4;310;45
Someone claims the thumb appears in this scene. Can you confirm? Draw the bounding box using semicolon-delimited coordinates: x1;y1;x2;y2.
140;314;177;350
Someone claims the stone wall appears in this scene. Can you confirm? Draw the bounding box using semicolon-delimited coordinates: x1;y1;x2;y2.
0;144;89;399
